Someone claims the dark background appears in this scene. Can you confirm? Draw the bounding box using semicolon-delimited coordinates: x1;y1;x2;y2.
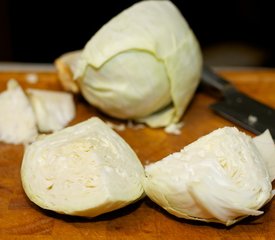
1;0;275;66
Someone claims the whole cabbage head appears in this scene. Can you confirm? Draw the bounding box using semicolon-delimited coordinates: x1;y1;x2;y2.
75;0;202;127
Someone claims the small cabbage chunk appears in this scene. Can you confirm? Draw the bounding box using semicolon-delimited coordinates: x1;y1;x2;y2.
143;127;275;226
75;0;202;127
27;88;76;132
21;117;145;217
0;79;38;144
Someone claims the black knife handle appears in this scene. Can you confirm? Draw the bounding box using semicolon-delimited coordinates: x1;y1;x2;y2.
201;65;233;94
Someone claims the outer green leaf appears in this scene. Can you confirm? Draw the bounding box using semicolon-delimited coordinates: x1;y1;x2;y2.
75;0;202;127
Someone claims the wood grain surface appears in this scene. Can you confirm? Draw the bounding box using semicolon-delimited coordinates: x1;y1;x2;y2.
0;69;275;240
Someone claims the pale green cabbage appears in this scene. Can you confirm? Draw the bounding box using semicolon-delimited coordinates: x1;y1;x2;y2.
21;117;145;217
0;79;38;144
143;127;275;226
75;0;202;127
27;88;76;132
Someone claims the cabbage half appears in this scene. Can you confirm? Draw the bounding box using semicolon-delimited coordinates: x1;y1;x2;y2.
143;127;275;226
75;0;202;127
21;117;145;217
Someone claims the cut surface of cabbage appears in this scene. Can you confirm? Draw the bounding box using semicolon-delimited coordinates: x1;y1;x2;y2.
0;79;38;144
27;88;76;132
75;0;202;127
143;127;275;226
21;117;145;217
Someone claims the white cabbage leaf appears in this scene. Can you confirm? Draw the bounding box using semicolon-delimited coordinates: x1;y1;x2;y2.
253;129;275;181
75;0;202;127
143;127;275;226
27;88;76;132
0;79;38;144
21;117;145;217
55;50;82;93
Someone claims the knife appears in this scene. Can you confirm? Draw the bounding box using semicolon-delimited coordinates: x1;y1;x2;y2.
201;65;275;140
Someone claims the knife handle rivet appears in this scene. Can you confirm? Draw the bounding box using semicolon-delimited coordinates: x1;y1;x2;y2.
248;115;258;125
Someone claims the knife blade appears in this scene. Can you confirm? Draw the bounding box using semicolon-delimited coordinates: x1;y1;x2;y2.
201;65;275;140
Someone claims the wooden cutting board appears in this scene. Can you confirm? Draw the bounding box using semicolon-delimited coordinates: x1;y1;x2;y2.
0;69;275;240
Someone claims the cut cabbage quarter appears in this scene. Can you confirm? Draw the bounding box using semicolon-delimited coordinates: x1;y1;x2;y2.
143;127;275;226
21;117;145;217
0;79;38;144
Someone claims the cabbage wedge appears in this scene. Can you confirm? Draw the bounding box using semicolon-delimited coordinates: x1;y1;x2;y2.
27;88;76;132
143;127;275;226
21;117;145;217
0;79;38;144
